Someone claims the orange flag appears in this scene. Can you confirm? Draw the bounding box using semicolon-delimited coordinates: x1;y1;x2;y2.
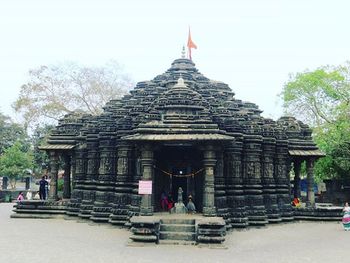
187;28;197;60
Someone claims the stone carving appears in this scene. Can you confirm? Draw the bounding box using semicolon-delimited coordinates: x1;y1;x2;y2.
117;157;128;175
264;163;274;178
104;158;113;173
177;187;183;203
246;162;254;178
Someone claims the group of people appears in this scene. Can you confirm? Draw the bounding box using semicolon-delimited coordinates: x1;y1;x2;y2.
16;190;40;201
160;190;196;213
16;175;50;202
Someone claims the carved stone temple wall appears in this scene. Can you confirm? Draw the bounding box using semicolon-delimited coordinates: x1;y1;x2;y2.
40;57;324;228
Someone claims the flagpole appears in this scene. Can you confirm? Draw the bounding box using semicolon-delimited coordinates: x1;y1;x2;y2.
188;27;191;60
187;27;197;61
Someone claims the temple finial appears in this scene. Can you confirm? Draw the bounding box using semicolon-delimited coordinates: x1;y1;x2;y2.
181;46;186;58
175;74;186;87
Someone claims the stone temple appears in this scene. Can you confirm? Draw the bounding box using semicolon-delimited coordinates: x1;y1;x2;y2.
39;56;324;230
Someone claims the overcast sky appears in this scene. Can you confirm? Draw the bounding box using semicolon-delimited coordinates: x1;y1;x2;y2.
0;0;349;122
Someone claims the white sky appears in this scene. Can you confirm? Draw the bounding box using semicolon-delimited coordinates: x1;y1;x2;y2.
0;0;349;122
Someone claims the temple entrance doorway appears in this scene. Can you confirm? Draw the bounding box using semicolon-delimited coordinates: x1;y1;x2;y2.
154;144;203;212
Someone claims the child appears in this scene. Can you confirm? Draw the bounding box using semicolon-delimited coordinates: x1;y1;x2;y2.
17;192;24;202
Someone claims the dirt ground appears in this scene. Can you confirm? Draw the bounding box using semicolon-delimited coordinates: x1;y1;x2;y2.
0;203;348;263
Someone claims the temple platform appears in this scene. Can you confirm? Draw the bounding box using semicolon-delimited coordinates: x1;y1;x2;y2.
293;205;343;221
10;200;68;219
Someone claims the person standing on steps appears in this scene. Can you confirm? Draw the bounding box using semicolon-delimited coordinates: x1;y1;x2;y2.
45;175;50;200
39;176;48;200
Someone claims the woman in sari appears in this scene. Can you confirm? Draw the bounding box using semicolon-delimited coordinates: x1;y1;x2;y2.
342;202;350;231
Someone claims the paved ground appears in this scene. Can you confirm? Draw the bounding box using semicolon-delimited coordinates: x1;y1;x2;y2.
0;203;348;263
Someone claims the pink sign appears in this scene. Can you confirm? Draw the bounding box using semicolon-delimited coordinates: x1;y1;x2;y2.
138;180;152;195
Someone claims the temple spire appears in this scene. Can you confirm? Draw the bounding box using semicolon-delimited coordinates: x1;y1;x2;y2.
181;46;186;58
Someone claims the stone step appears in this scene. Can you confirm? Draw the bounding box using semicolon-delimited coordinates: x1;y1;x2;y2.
248;220;269;226
158;240;196;246
294;216;342;221
10;213;65;219
109;219;127;226
268;218;283;223
13;209;66;214
109;214;128;224
160;223;195;232
197;235;225;243
281;216;294;222
131;227;157;235
90;211;111;222
109;214;129;221
160;218;195;225
78;213;91;219
65;211;79;217
90;211;111;217
197;228;225;235
16;205;66;210
130;234;158;243
159;231;195;241
90;216;109;223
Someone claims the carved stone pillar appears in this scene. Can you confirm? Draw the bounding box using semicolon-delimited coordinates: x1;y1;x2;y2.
243;134;267;226
129;150;142;214
48;151;59;200
74;146;87;183
86;135;99;183
116;143;133;183
225;138;248;227
63;154;71;199
109;142;133;225
98;146;116;183
203;145;217;216
66;144;86;216
275;136;293;221
215;150;228;217
140;144;154;215
90;131;116;222
306;158;315;207
261;137;281;223
71;154;76;189
79;134;99;219
293;159;302;199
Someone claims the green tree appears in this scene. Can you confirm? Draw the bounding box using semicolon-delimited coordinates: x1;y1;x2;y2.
281;62;350;180
0;112;29;155
281;64;349;126
313;116;350;179
31;124;54;176
13;61;133;130
0;141;33;189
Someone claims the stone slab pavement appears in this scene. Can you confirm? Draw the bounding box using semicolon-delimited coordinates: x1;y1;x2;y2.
0;203;349;263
